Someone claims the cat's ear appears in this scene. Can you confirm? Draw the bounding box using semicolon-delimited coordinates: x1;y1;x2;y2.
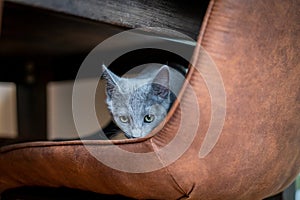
153;65;170;87
101;64;120;98
152;65;170;98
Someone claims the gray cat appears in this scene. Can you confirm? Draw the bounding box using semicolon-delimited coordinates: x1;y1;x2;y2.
102;64;177;138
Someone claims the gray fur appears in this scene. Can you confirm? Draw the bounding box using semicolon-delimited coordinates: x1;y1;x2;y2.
102;64;175;138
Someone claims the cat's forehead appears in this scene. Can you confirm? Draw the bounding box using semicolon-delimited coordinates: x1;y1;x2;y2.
111;87;150;106
118;78;150;92
111;88;151;111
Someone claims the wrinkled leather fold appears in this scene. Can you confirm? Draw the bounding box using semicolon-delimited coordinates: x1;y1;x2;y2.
0;0;299;199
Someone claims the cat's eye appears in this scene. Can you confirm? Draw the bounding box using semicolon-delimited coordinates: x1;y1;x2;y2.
119;116;129;123
144;114;155;123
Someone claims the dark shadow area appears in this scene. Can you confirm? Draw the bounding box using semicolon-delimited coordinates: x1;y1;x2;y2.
1;187;134;200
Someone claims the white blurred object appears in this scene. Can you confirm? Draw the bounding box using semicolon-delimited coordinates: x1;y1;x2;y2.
0;82;18;138
47;79;110;140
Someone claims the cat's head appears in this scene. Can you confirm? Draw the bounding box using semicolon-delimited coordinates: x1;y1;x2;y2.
102;65;172;138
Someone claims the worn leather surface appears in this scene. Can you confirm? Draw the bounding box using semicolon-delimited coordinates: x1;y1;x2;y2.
0;0;299;199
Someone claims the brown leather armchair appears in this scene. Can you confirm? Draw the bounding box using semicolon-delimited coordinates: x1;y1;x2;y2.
0;0;299;199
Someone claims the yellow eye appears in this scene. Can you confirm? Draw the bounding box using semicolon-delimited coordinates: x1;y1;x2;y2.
144;114;155;123
119;116;129;123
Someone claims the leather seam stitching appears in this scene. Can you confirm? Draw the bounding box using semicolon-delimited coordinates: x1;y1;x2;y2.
150;138;188;197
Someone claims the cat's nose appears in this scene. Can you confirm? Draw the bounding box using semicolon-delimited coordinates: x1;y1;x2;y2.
131;129;142;138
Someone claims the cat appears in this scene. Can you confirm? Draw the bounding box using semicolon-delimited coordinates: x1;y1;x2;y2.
101;64;179;138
